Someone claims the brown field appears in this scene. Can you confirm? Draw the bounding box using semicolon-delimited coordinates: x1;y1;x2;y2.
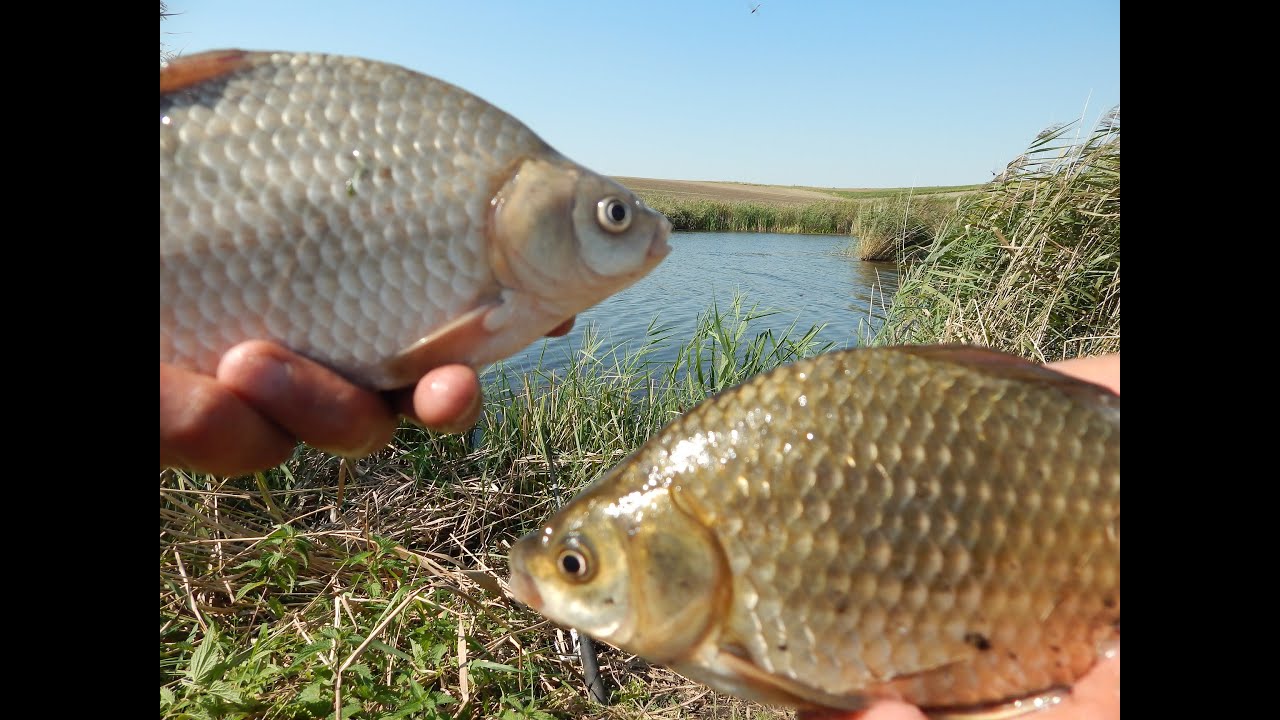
613;176;845;205
613;176;980;207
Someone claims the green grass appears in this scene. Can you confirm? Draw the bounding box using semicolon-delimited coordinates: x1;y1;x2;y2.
873;107;1120;361
160;295;829;720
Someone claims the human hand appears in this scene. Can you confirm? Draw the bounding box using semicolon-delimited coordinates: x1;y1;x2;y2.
160;317;576;477
798;353;1120;720
1047;352;1119;395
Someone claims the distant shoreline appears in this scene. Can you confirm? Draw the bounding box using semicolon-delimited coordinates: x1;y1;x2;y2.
613;176;980;207
614;176;971;238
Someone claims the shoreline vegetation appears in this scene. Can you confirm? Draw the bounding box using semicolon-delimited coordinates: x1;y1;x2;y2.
876;109;1120;361
620;176;978;251
160;104;1120;717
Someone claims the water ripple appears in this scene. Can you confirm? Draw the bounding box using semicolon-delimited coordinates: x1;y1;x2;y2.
497;232;900;376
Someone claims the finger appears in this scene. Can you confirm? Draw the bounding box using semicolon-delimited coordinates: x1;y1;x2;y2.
1035;649;1119;720
160;363;295;476
216;341;398;458
797;649;1119;720
391;364;483;434
545;316;576;337
1046;353;1119;394
798;702;925;720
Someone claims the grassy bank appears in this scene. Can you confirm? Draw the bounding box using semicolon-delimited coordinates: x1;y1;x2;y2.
874;108;1120;361
638;194;861;234
843;194;957;261
160;297;832;720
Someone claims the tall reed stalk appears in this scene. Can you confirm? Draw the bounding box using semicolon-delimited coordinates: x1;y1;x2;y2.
875;107;1120;362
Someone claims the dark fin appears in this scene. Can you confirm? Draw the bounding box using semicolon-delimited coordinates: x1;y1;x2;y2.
892;345;1119;401
373;304;497;390
459;570;504;599
161;49;258;94
924;686;1072;720
714;650;868;712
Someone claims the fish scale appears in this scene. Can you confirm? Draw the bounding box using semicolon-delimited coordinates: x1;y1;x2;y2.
161;53;509;372
162;50;670;389
508;345;1119;714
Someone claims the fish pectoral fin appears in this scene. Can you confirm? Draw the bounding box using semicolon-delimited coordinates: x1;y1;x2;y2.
161;49;261;93
711;648;868;712
480;288;540;334
376;304;500;390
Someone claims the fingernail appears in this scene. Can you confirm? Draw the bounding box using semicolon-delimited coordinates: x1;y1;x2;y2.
437;387;484;435
237;353;292;403
428;376;452;396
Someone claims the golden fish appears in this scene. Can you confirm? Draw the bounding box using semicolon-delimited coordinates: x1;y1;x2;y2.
508;346;1119;715
161;50;671;389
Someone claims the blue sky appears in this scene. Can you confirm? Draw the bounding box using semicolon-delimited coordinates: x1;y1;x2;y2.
160;2;1119;188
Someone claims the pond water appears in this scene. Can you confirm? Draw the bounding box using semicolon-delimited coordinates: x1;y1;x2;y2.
495;232;900;378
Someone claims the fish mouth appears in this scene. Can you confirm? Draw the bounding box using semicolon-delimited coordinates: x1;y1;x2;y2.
506;568;543;610
647;216;674;259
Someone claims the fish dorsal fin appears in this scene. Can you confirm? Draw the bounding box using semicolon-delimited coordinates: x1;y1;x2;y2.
372;303;499;390
892;345;1119;400
161;49;259;94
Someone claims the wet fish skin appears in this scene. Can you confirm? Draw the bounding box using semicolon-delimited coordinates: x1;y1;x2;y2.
161;50;671;390
508;345;1120;714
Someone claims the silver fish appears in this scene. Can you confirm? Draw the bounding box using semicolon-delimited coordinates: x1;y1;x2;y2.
161;50;671;389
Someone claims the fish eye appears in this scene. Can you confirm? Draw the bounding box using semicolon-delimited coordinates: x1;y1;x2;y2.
596;197;632;234
557;536;595;582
